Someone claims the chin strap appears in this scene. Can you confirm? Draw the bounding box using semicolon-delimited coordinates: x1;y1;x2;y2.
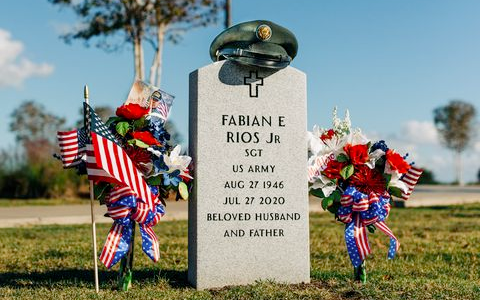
216;48;292;69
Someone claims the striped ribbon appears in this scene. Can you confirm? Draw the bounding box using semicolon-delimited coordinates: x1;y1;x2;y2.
338;186;400;267
99;185;165;269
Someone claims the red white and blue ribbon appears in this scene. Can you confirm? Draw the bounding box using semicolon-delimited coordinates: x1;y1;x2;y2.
338;186;399;267
99;185;165;268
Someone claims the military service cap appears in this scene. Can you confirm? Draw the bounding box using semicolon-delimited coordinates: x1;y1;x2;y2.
210;20;298;69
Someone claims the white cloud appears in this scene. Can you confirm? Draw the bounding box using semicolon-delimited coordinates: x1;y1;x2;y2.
400;120;439;145
50;21;88;36
0;28;54;88
366;121;480;183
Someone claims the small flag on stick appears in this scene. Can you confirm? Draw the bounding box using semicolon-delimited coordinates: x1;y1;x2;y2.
56;128;87;168
399;166;423;200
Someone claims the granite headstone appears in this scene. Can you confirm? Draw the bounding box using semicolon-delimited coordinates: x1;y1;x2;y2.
188;60;309;289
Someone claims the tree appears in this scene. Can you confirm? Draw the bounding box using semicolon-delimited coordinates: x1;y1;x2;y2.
433;100;477;186
75;105;114;128
49;0;224;87
416;168;437;185
10;101;66;164
5;100;82;198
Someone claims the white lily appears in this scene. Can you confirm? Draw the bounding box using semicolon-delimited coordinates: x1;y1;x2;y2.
307;130;325;155
322;134;349;156
164;145;192;178
309;173;337;198
348;129;369;146
366;148;385;169
388;173;409;194
148;145;193;178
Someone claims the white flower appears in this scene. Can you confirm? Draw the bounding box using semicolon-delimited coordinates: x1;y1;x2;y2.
388;174;409;194
348;129;369;146
366;148;385;169
322;134;349;156
309;169;337;198
148;145;193;179
307;152;337;197
307;130;325;155
332;107;352;137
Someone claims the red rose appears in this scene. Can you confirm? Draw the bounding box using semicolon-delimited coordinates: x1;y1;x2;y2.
131;131;161;146
125;146;152;174
321;129;335;142
343;144;369;165
323;160;347;179
386;149;411;174
116;103;149;120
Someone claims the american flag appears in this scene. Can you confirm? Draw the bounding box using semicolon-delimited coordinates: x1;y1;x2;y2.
149;89;174;122
150;99;171;121
84;103;156;211
56;128;87;168
400;166;423;200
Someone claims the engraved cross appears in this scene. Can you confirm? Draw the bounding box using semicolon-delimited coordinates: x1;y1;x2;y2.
244;71;264;98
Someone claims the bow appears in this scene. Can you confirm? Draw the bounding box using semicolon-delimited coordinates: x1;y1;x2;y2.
337;186;399;267
99;185;165;268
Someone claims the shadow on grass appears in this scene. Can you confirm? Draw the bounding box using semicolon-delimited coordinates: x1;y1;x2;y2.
0;268;189;289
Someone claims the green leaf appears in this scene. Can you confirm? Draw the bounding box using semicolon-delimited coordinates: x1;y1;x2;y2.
331;190;342;202
133;116;147;130
327;201;341;214
178;181;189;200
116;121;130;137
389;186;403;198
383;173;392;185
340;164;354;180
147;175;162;186
336;153;349;163
310;188;325;198
94;182;111;205
321;195;334;210
106;116;123;127
127;139;149;148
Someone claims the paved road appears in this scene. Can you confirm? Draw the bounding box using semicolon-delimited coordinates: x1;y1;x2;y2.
0;185;479;228
0;200;188;228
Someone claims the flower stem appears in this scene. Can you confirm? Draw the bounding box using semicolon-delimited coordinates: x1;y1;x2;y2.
354;260;367;284
118;222;136;291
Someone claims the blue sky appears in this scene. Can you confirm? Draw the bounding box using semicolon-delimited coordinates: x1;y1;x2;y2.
0;0;479;182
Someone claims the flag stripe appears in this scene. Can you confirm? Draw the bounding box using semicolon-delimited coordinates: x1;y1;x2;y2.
144;226;160;261
89;132;154;210
399;167;423;200
99;223;122;268
57;129;86;168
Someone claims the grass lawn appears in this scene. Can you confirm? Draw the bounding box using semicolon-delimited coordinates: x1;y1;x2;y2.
1;204;479;299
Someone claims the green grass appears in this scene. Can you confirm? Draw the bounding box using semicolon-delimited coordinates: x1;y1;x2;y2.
0;198;88;207
1;204;480;299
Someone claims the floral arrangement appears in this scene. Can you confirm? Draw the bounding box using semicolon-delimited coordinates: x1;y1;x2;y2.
98;100;192;204
94;82;192;272
56;81;192;290
307;108;422;282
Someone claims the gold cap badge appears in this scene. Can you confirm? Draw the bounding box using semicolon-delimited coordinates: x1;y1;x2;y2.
256;24;272;41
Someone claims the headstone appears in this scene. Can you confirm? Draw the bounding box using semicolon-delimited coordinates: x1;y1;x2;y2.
188;60;309;289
